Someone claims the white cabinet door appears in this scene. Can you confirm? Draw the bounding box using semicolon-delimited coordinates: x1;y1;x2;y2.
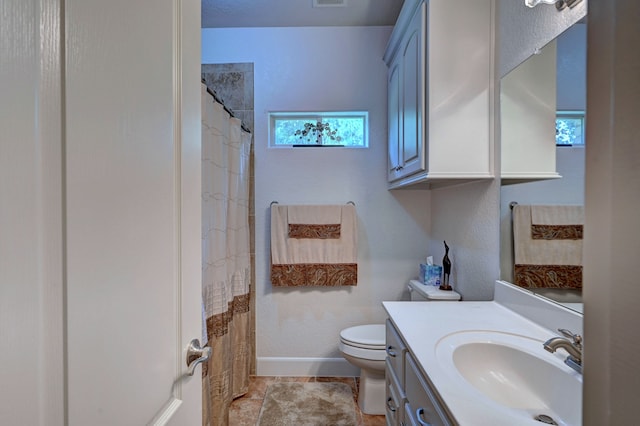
388;59;402;180
400;6;426;178
387;1;427;183
0;1;202;425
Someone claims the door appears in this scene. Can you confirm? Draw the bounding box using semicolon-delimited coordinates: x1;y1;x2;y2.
0;0;203;424
65;0;202;424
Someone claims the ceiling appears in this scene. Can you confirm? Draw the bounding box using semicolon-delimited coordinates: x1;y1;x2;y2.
201;0;404;28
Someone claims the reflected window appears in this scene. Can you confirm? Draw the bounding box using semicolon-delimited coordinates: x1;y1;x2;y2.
556;111;585;146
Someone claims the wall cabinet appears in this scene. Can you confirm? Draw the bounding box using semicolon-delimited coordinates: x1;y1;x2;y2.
501;40;561;184
384;0;495;189
385;319;453;426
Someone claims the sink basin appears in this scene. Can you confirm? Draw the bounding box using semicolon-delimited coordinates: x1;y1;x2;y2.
436;331;582;426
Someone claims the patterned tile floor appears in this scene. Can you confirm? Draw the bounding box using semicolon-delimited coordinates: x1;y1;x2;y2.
229;376;386;426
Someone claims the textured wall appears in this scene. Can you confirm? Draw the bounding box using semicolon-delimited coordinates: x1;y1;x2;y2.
429;181;501;301
499;0;586;77
203;26;432;373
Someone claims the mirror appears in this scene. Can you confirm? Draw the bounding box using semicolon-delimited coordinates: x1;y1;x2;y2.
500;21;587;313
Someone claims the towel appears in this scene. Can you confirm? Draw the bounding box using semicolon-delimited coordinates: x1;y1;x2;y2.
513;204;583;289
530;205;584;240
270;204;357;287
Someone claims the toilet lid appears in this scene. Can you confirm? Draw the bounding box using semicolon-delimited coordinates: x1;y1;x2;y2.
339;324;386;350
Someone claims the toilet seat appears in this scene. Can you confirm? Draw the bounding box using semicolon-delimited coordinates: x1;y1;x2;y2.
339;324;386;350
338;323;387;415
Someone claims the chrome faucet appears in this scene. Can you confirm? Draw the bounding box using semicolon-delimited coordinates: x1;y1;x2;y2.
543;328;583;374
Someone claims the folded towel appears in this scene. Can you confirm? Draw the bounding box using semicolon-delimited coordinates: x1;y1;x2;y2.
530;205;584;240
271;204;357;287
513;204;582;289
286;205;343;239
531;205;584;225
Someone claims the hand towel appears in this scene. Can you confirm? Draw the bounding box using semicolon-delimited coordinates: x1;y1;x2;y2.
270;204;357;287
530;205;584;240
513;204;583;289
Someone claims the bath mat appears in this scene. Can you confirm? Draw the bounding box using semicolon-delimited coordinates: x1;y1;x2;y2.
257;382;357;426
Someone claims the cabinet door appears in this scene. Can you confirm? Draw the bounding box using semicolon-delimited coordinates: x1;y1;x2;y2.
386;360;404;426
386;319;407;387
388;58;402;180
399;2;426;178
405;354;451;426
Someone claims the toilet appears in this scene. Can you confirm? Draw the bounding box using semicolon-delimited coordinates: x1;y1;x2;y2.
339;279;460;415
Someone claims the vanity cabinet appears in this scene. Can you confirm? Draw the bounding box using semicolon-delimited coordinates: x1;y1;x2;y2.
384;0;494;189
385;319;453;426
385;319;407;426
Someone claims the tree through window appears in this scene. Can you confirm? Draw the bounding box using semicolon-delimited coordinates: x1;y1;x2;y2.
269;112;369;148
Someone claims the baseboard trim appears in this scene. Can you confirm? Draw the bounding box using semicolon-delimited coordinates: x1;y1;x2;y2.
256;357;359;377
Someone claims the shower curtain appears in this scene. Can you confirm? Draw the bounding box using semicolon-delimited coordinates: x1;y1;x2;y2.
201;84;252;426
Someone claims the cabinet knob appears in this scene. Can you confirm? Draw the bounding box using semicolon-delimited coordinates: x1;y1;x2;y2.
386;345;397;357
386;397;397;413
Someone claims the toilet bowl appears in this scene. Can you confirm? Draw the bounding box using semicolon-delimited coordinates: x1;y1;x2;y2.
338;324;386;415
339;281;461;415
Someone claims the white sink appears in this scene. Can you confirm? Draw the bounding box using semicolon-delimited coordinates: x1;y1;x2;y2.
436;331;582;426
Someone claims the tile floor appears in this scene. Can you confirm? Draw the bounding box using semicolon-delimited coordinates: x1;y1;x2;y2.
229;376;386;426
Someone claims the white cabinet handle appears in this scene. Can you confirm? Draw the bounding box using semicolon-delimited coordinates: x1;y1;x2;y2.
416;408;433;426
186;339;211;376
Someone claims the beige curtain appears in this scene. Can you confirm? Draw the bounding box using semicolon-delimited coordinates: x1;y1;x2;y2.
201;84;252;426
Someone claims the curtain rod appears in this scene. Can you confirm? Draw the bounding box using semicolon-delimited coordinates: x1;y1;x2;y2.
201;78;251;134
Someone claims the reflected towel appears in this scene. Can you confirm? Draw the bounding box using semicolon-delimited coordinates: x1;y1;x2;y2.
513;204;583;289
530;205;584;240
270;204;357;287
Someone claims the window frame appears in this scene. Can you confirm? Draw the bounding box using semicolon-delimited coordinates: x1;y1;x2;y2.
556;110;586;147
268;111;369;149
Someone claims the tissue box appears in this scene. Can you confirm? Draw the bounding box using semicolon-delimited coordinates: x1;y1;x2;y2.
420;264;442;286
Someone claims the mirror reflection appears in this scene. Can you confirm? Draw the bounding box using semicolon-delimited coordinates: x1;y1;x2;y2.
500;22;587;313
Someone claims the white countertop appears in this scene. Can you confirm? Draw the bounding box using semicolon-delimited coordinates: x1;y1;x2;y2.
383;293;582;426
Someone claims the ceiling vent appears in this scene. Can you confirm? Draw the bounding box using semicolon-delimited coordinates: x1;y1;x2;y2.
313;0;347;7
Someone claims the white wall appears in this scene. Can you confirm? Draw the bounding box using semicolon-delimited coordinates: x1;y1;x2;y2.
429;181;501;301
557;23;587;110
202;26;432;375
498;0;586;77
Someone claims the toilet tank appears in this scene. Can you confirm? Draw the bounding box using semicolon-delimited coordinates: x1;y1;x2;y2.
408;280;461;301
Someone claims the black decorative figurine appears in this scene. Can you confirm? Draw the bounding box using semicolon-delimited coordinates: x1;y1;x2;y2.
440;240;452;291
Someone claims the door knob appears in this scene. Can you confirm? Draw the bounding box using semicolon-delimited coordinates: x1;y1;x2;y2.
186;339;211;376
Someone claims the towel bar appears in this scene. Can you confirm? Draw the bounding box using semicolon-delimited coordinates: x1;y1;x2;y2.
270;201;356;206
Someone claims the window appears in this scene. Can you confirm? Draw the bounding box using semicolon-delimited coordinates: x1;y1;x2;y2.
556;111;585;146
268;111;369;148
